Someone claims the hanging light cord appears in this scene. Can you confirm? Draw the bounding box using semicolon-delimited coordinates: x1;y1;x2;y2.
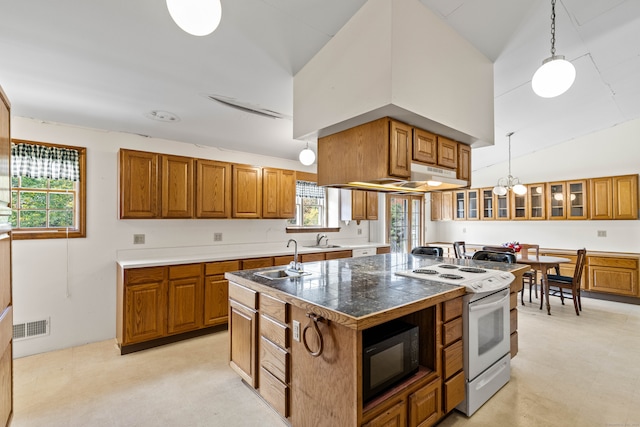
506;132;514;178
550;0;556;56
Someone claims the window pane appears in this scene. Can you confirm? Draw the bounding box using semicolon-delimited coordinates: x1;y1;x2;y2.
303;205;321;226
49;179;74;190
49;210;74;227
49;193;74;209
19;210;47;227
9;211;17;228
390;198;409;253
20;177;48;189
20;191;46;209
11;176;19;188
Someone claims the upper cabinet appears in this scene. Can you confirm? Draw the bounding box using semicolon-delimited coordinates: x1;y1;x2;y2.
262;168;296;219
431;192;453;221
527;183;546;220
566;180;588;220
232;165;262;219
341;190;378;223
457;144;471;181
437;136;458;170
590;175;638;220
480;188;495;220
120;149;159;219
161;155;194;218
389;120;412;179
196;159;231;218
547;182;566;220
412;128;437;165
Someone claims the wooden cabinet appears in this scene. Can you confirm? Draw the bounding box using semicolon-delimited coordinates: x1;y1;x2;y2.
431;192;453;221
589;177;613;219
589;175;638;220
300;252;325;263
466;189;479;220
437;136;457;170
566;180;588;220
480;188;495;220
325;250;353;260
588;256;638;297
161;155;194;218
454;190;466;220
122;267;168;345
527;183;546;220
547;182;566;219
495;193;509;220
457;144;471;181
242;257;274;270
510;190;528;220
119;149;159;218
363;401;406;427
167;264;203;334
204;261;240;327
412;128;437;165
196;159;231;218
441;297;464;413
390;120;412;179
342;190;379;222
229;282;259;388
409;378;441;427
232;164;262;218
0;338;11;427
262;168;296;219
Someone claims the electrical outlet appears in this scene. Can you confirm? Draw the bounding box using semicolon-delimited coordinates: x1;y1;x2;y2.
133;234;145;245
597;230;607;237
214;232;223;242
293;320;300;342
357;228;362;235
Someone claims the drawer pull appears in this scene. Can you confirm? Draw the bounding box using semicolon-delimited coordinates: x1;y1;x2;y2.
303;312;325;357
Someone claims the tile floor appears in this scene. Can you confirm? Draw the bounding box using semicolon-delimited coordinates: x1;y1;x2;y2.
10;296;640;427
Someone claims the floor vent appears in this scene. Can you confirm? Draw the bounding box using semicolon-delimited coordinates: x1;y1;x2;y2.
13;318;50;341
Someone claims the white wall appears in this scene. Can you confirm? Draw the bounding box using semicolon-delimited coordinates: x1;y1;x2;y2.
426;117;640;253
11;117;372;357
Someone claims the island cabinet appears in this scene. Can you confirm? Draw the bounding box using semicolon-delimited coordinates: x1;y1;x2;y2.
229;282;259;388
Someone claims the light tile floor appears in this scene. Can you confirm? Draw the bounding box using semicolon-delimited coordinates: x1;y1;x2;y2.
11;296;640;427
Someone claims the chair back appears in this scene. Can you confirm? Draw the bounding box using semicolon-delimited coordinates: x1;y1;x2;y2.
472;250;516;264
482;245;515;253
519;244;540;259
411;246;443;257
453;241;466;258
572;248;587;286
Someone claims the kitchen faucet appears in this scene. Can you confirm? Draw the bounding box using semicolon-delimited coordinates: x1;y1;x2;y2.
287;239;303;273
316;233;328;246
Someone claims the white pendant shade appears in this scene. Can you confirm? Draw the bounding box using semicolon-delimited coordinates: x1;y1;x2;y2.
299;147;316;166
532;55;576;98
513;184;527;195
166;0;222;36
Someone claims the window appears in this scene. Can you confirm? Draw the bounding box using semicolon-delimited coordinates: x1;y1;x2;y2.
10;139;86;239
387;194;423;253
287;181;326;228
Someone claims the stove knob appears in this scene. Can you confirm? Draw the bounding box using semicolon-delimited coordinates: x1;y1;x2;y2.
471;283;478;289
477;282;483;288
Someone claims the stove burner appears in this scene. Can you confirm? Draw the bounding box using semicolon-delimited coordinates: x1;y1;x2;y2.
413;269;438;275
439;274;465;280
458;267;487;274
438;264;459;270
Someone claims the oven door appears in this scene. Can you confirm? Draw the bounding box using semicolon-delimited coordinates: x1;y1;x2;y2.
465;288;511;380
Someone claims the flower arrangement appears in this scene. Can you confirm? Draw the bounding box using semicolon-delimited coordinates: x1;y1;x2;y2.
503;241;521;252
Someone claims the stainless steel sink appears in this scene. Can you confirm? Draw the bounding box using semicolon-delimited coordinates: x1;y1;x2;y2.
303;244;342;248
254;269;311;280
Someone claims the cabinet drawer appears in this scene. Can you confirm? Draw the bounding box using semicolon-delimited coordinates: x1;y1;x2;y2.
229;282;258;310
260;336;289;384
242;257;274;270
443;340;463;379
443;371;465;413
260;315;289;349
300;252;325;262
589;256;638;269
124;267;166;285
260;294;288;324
442;298;462;323
325;250;353;260
169;263;202;279
442;317;462;347
205;260;241;276
273;255;294;266
259;367;289;418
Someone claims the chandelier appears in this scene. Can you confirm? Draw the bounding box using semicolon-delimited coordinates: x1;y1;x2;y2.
531;0;576;98
493;132;527;196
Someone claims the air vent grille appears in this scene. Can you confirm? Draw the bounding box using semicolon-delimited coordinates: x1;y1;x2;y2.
13;318;50;341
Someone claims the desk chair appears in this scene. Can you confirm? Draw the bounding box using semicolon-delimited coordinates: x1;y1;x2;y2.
411;246;444;257
545;249;587;316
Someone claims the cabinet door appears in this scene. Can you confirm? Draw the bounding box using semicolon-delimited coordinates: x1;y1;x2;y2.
567;180;588;220
510;191;528;220
232;165;262;218
408;378;441;427
124;281;167;344
613;175;638;219
528;183;546;220
437;136;457;170
457;144;471;181
454;190;466;220
480;189;495;220
161;155;194;218
412;128;437;165
366;191;378;220
352;190;366;221
441;192;453;221
389;120;412;179
496;193;509;220
262;168;280;218
363;401;406;427
466;189;479;220
0;340;11;427
279;169;297;219
120;149;159;218
229;300;258;388
589;266;638;296
204;276;229;326
589;177;613;219
196;159;231;218
168;275;203;334
547;182;566;220
430;192;442;221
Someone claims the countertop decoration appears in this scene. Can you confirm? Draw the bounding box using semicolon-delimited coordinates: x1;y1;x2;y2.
503;242;521;252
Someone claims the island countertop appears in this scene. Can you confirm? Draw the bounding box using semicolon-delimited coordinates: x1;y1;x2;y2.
225;253;527;329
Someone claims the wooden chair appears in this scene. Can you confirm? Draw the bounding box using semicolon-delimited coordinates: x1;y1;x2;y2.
453;241;466;259
544;249;587;315
471;251;516;264
411;246;444;257
519;243;540;306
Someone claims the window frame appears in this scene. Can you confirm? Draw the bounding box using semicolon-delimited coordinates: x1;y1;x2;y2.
10;139;86;240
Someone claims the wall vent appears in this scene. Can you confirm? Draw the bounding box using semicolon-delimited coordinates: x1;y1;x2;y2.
13;318;50;341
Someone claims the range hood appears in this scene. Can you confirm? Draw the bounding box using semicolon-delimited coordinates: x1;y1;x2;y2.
345;164;468;193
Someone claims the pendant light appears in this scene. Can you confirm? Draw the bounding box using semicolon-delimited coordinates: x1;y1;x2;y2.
166;0;222;37
299;143;316;166
493;132;527;196
532;0;575;98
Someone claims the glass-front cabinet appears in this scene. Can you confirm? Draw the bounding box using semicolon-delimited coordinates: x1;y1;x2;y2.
496;193;509;220
528;183;546;220
467;189;479;220
454;190;466;220
567;180;588;219
547;182;566;219
480;188;495;220
510;191;528;220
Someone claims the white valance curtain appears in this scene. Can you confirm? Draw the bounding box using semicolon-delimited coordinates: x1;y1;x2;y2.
11;142;80;181
296;181;325;200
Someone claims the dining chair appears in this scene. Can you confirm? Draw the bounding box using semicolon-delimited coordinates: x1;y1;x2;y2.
519;243;540;306
411;246;444;257
453;241;466;259
544;248;587;316
482;246;515;253
471;250;516;264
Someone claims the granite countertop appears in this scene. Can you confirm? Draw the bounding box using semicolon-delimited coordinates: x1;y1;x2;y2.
226;253;527;327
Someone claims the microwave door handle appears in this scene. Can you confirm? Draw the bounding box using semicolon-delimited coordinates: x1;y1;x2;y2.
469;293;509;313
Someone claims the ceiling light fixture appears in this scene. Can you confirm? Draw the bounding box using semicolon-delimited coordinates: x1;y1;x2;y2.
166;0;222;37
493;132;527;196
299;143;316;166
532;0;576;98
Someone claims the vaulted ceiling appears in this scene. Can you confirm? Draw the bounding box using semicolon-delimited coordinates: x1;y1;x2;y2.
1;0;639;171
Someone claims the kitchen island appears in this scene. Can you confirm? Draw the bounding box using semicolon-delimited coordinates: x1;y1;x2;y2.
225;254;527;427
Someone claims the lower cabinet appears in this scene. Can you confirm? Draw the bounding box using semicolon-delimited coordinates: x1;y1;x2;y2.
204;260;240;326
168;264;203;334
122;267;168;345
441;297;464;413
408;379;441;427
364;400;406;427
229;282;259;388
588;256;638;297
1;306;12;427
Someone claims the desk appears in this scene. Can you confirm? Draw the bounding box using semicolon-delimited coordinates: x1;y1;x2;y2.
516;255;571;315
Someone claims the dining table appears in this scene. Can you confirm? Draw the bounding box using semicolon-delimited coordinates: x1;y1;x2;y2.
516;254;571;315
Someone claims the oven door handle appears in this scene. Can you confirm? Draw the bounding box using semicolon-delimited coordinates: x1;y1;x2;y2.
469;291;509;312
